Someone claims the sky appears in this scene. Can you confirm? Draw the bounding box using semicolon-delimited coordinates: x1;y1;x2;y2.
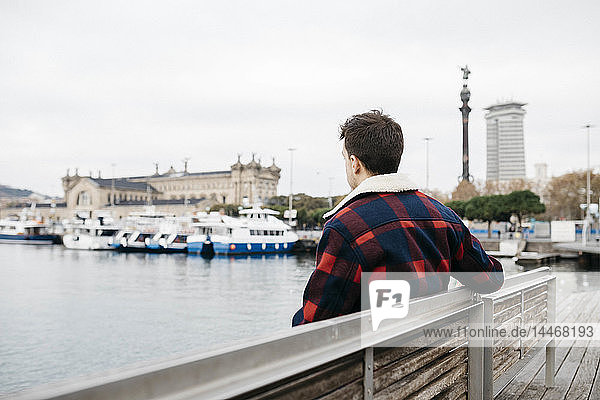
1;0;599;198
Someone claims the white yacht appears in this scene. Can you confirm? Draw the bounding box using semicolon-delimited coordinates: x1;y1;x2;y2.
62;212;119;250
0;217;58;244
187;207;298;255
111;207;191;253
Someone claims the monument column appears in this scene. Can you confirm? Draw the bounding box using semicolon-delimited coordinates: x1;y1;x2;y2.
459;65;472;182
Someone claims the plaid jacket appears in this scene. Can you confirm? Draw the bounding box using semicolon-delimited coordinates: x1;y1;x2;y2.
292;173;504;326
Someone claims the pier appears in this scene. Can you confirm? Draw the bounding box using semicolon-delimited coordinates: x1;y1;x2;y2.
10;267;599;400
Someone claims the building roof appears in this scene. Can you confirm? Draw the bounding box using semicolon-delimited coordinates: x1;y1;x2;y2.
484;101;527;111
125;170;231;180
91;178;160;193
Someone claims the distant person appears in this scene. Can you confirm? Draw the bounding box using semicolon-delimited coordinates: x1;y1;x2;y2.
292;110;504;326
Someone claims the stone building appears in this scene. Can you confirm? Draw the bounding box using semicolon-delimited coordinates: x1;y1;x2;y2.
58;155;280;217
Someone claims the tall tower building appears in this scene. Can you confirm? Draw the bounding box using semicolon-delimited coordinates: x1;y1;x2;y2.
485;102;527;181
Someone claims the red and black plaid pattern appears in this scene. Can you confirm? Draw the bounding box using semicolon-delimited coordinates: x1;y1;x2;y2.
292;190;504;326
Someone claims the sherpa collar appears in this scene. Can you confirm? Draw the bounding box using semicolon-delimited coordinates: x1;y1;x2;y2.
323;173;419;220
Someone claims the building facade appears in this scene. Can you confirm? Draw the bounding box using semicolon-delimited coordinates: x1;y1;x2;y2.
60;155;281;214
485;102;527;182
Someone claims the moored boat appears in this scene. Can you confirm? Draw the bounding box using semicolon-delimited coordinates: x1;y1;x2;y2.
187;207;298;255
0;216;59;245
62;211;120;250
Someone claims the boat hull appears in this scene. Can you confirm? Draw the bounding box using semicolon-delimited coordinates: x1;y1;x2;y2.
0;234;58;245
187;241;296;255
114;245;187;254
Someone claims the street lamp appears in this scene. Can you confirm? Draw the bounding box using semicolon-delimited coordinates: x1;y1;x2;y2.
111;163;116;206
423;137;433;192
582;124;594;246
288;148;296;226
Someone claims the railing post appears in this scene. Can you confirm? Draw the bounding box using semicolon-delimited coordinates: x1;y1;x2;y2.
481;297;494;399
520;289;525;358
545;277;556;386
364;347;373;400
468;300;484;400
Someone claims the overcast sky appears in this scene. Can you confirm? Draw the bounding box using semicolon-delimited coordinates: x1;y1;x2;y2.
1;0;599;198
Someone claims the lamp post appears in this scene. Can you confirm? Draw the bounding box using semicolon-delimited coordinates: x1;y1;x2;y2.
111;163;116;206
288;148;296;226
582;124;594;245
423;137;433;191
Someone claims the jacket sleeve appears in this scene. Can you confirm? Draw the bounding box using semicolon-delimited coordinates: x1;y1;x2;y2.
292;226;362;326
450;222;504;294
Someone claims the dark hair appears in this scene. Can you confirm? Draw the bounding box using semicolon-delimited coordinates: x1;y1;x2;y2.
339;110;404;175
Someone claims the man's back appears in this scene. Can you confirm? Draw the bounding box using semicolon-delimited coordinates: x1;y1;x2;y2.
292;175;504;326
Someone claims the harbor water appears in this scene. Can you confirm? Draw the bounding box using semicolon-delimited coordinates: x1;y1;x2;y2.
1;243;598;395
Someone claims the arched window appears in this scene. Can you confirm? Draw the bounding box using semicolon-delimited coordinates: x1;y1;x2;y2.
77;191;90;206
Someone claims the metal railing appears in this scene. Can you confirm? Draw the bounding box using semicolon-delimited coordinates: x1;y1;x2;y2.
7;268;556;400
480;267;556;398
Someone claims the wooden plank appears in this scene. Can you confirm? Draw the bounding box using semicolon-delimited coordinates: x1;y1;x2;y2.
404;363;466;400
523;302;546;324
374;345;457;392
376;317;469;351
374;335;466;371
494;351;521;381
432;377;467;400
540;342;590;400
495;302;522;326
588;350;600;400
374;347;418;370
517;292;600;400
524;291;548;312
564;346;600;400
494;335;521;350
493;344;520;365
317;379;362;400
495;293;589;400
524;283;547;300
374;347;467;399
494;293;521;314
239;351;363;400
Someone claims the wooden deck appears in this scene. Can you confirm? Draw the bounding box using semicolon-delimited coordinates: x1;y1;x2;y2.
497;290;600;399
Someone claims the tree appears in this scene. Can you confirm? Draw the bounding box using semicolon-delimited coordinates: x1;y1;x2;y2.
464;195;512;238
451;180;479;201
480;179;532;195
505;190;546;225
543;171;600;220
446;200;467;218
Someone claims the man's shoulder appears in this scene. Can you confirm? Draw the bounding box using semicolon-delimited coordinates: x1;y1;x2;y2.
325;191;464;236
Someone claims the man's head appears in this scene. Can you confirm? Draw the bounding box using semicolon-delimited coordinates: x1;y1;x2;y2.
339;110;404;189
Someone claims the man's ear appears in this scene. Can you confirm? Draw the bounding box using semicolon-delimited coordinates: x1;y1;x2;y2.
350;155;361;174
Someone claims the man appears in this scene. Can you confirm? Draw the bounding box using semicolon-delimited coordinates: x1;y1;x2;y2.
292;110;504;326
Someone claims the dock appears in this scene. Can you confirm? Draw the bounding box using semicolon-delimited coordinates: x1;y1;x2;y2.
515;252;561;266
497;290;600;399
553;243;600;268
